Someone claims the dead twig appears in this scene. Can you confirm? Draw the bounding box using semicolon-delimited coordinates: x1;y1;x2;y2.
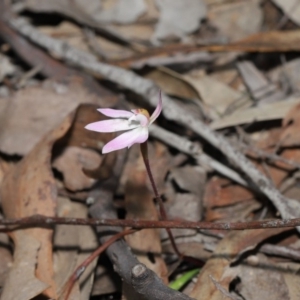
209;275;243;300
241;142;300;170
260;243;300;261
1;214;300;230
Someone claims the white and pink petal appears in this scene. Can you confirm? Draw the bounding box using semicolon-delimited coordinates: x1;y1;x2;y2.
98;108;133;119
150;91;163;124
85;119;138;133
102;127;149;154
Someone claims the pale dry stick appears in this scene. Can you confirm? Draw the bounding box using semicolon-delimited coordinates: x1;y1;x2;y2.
83;27;109;60
198;231;300;262
242;142;300;170
275;0;300;29
235;126;300;170
8;17;300;223
209;275;243;300
16;64;42;89
150;124;248;186
260;243;300;261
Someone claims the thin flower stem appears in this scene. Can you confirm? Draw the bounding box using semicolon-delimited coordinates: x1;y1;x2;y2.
140;142;182;258
62;228;137;300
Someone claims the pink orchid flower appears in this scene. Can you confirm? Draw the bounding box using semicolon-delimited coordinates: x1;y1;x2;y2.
85;94;162;154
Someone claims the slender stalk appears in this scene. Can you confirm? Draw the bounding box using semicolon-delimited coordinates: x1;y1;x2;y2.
140;142;182;258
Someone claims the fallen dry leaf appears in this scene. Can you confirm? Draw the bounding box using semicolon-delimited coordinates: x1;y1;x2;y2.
0;79;114;156
52;104;117;193
189;228;290;300
40;21;134;61
212;30;300;52
0;159;12;186
145;66;200;100
168;165;205;195
0;102;116;298
272;0;300;27
210;96;300;130
269;57;300;93
280;102;300;147
53;146;102;191
162;165;205;248
184;73;251;120
0;112;75;298
0;220;13;289
0;233;49;300
237;60;285;105
208;0;262;42
153;0;207;43
91;263;121;297
0;53;15;83
279;262;300;300
130;51;213;69
204;177;254;209
54;197;98;300
24;0;146;26
233;253;290;300
203;176;260;222
98;0;147;24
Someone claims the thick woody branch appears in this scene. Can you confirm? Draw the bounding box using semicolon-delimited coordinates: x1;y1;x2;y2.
131;264;192;300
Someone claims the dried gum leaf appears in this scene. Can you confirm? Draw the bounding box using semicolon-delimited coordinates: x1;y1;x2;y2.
54;197;98;299
208;1;262;42
53;146;102;191
210;97;300;130
190;228;289;300
0;233;48;300
0;80;113;155
0;112;75;298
